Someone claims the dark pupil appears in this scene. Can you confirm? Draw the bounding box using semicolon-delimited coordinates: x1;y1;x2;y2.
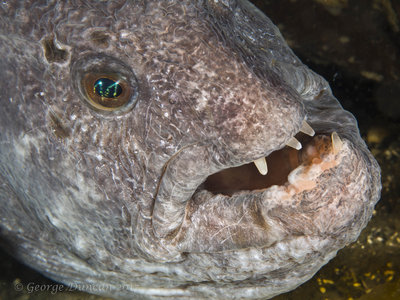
94;78;122;98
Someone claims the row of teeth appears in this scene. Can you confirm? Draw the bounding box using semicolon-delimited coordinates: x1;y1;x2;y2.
253;121;342;175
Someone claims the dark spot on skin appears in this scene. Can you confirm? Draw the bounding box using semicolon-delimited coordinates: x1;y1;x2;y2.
251;201;269;230
231;227;250;247
48;112;70;139
315;90;325;100
42;38;68;63
121;205;131;225
90;31;110;47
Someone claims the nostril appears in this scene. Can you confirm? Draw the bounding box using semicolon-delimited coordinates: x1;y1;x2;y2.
42;37;68;63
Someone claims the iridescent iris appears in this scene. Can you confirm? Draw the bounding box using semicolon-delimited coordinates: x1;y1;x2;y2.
94;78;123;98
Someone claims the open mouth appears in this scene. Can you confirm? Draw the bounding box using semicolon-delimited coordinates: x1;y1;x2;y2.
151;119;347;256
197;120;343;198
202;121;320;196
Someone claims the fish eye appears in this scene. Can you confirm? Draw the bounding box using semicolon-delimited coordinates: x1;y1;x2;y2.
82;73;132;111
94;78;122;98
72;54;139;115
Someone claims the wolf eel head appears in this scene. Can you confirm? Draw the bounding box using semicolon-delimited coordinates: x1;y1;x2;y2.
0;0;381;298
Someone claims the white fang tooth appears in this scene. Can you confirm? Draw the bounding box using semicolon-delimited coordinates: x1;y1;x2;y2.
254;157;268;175
300;120;315;136
331;131;343;154
286;137;302;150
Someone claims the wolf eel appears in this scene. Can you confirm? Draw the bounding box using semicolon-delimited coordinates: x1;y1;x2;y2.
0;0;381;299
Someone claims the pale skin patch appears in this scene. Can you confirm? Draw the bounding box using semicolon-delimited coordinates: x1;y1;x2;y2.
14;132;46;160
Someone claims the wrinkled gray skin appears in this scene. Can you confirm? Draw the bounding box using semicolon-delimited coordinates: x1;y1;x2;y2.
0;0;381;299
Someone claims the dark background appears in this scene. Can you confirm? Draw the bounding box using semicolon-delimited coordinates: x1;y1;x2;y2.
1;0;399;299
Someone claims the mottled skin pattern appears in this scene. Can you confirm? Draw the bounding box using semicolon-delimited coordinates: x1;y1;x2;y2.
0;0;380;299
